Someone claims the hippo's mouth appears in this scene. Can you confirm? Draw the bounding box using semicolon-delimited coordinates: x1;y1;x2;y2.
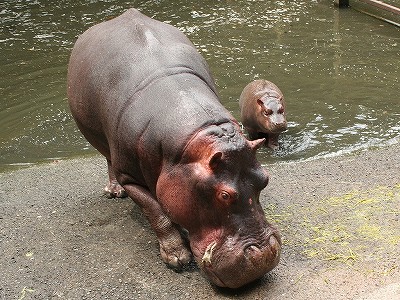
196;231;281;288
263;121;287;133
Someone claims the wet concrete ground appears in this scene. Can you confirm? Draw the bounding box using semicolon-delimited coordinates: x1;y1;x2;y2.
1;144;399;299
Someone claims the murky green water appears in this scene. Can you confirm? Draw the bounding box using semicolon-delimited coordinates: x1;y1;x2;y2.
1;0;399;172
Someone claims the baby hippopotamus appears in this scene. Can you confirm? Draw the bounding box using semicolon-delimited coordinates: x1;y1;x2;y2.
239;80;287;149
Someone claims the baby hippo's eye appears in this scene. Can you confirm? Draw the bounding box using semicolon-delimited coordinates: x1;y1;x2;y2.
263;109;273;117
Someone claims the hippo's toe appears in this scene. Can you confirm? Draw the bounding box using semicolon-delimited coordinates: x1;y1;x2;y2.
104;180;128;198
159;234;192;271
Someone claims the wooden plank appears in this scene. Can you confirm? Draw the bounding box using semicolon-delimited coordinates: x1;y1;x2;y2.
355;8;400;26
358;0;400;14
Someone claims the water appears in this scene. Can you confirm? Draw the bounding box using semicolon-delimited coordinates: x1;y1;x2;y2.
1;0;399;172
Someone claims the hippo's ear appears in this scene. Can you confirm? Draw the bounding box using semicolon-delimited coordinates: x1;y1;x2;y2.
249;138;265;151
209;152;223;170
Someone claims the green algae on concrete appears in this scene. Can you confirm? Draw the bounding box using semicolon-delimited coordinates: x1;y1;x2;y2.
266;184;400;273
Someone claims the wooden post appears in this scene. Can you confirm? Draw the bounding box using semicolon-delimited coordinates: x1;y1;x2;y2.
334;0;350;8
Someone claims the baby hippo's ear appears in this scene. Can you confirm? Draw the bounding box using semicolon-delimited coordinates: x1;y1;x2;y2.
209;152;223;170
248;138;265;151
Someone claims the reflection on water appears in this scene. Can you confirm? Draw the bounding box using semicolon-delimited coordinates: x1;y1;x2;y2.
0;0;399;172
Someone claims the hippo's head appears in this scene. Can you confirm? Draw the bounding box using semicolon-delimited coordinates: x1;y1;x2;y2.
156;122;281;288
257;92;287;134
240;79;287;135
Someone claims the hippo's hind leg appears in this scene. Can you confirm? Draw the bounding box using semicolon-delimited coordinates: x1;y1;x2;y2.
104;159;128;198
122;183;192;270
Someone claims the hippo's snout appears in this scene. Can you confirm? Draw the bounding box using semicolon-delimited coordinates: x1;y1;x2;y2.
197;232;281;289
245;235;280;267
267;116;287;132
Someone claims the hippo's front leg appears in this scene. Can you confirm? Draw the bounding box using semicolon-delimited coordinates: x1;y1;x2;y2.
267;133;280;150
104;159;128;198
122;183;192;269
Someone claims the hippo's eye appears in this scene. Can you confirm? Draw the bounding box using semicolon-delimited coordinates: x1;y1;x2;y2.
278;108;284;114
216;187;238;204
263;109;273;117
218;191;231;202
221;191;230;200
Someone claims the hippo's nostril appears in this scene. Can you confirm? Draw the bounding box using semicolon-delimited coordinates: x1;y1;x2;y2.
246;245;261;254
244;235;281;266
269;235;277;246
245;244;263;265
268;235;281;260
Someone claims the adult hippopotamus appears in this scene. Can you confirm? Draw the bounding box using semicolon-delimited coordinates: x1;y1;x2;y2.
67;8;281;288
239;80;287;150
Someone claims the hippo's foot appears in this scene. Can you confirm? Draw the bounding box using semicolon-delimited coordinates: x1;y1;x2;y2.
159;229;192;271
267;135;280;150
104;180;128;198
267;140;279;150
120;183;192;270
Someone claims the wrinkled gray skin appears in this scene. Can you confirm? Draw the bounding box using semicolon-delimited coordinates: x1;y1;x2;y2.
67;9;281;289
239;80;287;150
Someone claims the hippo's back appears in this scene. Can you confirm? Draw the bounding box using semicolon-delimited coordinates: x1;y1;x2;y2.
68;8;215;123
67;8;235;187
